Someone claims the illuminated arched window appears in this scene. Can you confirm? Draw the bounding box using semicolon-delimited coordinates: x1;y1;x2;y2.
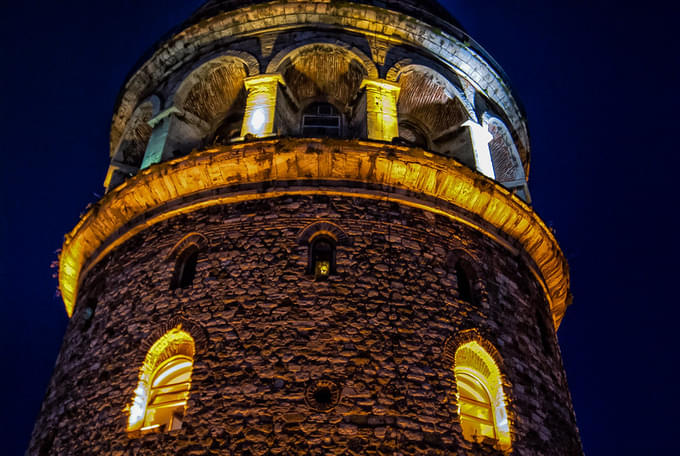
302;102;342;137
128;327;195;433
211;110;245;145
309;235;336;279
171;245;199;290
454;340;511;449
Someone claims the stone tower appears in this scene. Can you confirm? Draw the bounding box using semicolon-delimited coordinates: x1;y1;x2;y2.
29;1;582;454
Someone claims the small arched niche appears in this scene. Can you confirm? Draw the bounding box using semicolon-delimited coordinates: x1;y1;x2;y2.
453;339;511;449
298;221;349;279
127;326;195;433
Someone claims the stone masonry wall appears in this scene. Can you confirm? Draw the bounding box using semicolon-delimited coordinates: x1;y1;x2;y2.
29;195;581;455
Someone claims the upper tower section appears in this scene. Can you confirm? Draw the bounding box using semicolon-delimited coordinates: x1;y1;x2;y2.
60;0;569;328
105;0;530;200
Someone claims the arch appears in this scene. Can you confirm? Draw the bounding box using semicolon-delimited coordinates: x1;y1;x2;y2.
482;113;525;184
391;64;473;149
172;55;256;130
111;99;157;167
445;330;511;449
168;232;209;260
387;61;475;118
297;221;350;246
270;43;374;111
127;324;196;433
267;42;377;79
172;52;259;107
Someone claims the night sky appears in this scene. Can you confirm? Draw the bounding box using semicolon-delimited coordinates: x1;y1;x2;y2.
1;1;677;454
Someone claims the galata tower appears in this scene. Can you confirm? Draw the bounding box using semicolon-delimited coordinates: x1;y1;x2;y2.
29;1;582;454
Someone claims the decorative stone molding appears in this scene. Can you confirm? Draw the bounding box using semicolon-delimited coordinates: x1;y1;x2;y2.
297;221;350;245
59;138;569;327
167;232;211;261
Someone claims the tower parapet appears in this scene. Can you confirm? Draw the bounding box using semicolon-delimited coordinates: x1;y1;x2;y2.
31;1;581;454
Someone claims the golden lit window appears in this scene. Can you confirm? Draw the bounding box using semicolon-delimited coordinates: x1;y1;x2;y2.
454;340;511;449
127;327;195;433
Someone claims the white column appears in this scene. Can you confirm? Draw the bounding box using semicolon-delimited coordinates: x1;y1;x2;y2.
463;120;495;179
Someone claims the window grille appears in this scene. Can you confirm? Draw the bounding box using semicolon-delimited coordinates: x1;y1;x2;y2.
302;102;341;137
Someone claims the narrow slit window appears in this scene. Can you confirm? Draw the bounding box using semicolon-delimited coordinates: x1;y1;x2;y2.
455;261;473;303
171;245;199;290
302;102;341;137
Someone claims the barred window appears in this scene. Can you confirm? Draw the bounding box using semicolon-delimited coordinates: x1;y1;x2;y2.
302;102;341;137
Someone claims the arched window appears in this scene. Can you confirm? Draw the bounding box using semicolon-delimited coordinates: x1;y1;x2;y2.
128;327;195;433
309;235;336;279
454;341;511;449
301;102;341;137
171;245;199;290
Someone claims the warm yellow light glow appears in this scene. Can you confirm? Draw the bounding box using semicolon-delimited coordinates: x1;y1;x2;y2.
249;108;266;133
127;327;195;433
59;139;569;328
316;260;330;277
241;74;283;138
463;120;495;179
361;78;400;141
455;341;511;449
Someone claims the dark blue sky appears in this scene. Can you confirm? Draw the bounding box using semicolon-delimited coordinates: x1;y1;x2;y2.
1;1;678;454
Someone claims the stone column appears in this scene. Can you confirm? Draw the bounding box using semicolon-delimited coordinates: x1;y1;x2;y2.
140;107;180;169
361;78;400;142
241;74;284;138
140;107;208;170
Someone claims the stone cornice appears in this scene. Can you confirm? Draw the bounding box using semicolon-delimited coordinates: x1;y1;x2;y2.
60;139;569;329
